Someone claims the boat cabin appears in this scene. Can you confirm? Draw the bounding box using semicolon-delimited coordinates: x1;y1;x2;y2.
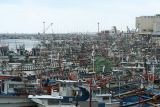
56;80;80;97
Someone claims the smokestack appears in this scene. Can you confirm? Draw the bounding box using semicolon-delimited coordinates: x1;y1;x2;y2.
43;21;45;34
97;22;100;33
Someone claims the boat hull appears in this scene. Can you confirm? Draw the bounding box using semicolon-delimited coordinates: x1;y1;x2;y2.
0;96;36;107
37;104;75;107
105;102;120;107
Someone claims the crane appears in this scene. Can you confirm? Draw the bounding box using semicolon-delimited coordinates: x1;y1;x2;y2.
43;22;53;34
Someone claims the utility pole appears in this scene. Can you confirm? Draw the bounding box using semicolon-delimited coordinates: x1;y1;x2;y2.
92;45;95;73
89;78;92;107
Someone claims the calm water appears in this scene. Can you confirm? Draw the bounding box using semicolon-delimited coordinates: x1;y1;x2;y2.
0;39;40;51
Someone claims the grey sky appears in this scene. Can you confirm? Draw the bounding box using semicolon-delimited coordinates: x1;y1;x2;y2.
0;0;160;33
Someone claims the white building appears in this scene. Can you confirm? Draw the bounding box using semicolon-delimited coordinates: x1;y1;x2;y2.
136;14;160;34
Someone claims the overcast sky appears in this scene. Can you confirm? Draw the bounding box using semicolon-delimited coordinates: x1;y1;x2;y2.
0;0;160;33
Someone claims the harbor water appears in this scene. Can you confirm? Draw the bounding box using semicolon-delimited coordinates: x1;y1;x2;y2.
0;39;40;51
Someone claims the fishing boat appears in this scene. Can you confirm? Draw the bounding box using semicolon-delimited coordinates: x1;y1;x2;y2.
28;95;75;107
95;93;120;107
28;80;90;107
0;74;37;107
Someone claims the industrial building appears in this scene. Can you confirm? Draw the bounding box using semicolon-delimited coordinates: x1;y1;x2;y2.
136;14;160;34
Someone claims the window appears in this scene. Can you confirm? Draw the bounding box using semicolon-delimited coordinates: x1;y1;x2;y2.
149;29;153;32
61;83;66;87
143;29;146;32
9;84;14;88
